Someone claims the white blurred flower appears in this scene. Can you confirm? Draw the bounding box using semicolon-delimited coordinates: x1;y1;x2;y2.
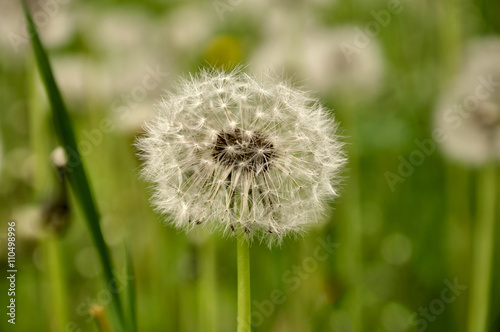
230;0;270;20
300;26;384;95
115;102;155;135
0;1;75;56
249;4;308;74
86;8;153;53
137;69;345;245
12;205;43;240
251;21;384;96
0;1;25;54
435;38;500;165
250;38;299;75
50;146;67;168
78;7;173;107
38;6;76;48
51;55;100;103
99;49;170;97
159;4;216;53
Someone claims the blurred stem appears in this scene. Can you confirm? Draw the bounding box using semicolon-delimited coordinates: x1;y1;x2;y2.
340;99;363;332
199;237;217;332
179;272;196;332
237;233;251;332
438;0;462;78
90;304;112;332
29;54;68;331
177;239;196;332
29;65;53;198
43;237;69;332
467;164;496;332
125;245;137;332
445;164;471;331
292;239;312;332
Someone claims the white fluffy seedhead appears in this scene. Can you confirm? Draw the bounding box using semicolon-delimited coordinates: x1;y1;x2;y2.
435;38;500;165
301;26;384;95
136;68;345;246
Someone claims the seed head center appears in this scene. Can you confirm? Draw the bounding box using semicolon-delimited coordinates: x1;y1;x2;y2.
212;128;275;172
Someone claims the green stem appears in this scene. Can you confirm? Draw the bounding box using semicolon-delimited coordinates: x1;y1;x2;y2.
237;233;251;332
125;245;137;332
467;164;496;332
339;98;363;332
199;237;217;332
44;237;69;332
445;164;471;330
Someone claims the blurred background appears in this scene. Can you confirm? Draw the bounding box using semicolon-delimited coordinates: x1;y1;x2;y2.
1;0;500;331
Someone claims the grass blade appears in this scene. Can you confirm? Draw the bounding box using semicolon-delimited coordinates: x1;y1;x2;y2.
21;2;125;331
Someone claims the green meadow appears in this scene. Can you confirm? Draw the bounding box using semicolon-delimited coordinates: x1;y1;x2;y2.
1;0;499;331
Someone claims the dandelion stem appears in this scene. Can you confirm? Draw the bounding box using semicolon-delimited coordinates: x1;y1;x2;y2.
237;232;251;332
467;163;496;332
199;236;217;332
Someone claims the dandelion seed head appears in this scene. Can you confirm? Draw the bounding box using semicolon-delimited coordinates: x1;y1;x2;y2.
300;26;384;95
435;38;500;165
137;68;345;246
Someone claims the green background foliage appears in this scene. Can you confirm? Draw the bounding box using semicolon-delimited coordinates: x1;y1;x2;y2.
1;0;499;331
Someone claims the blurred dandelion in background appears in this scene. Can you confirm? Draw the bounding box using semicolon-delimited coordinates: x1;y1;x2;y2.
300;25;385;96
435;37;499;332
435;38;500;165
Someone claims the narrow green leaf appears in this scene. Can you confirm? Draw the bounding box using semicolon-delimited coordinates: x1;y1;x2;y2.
21;2;125;331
